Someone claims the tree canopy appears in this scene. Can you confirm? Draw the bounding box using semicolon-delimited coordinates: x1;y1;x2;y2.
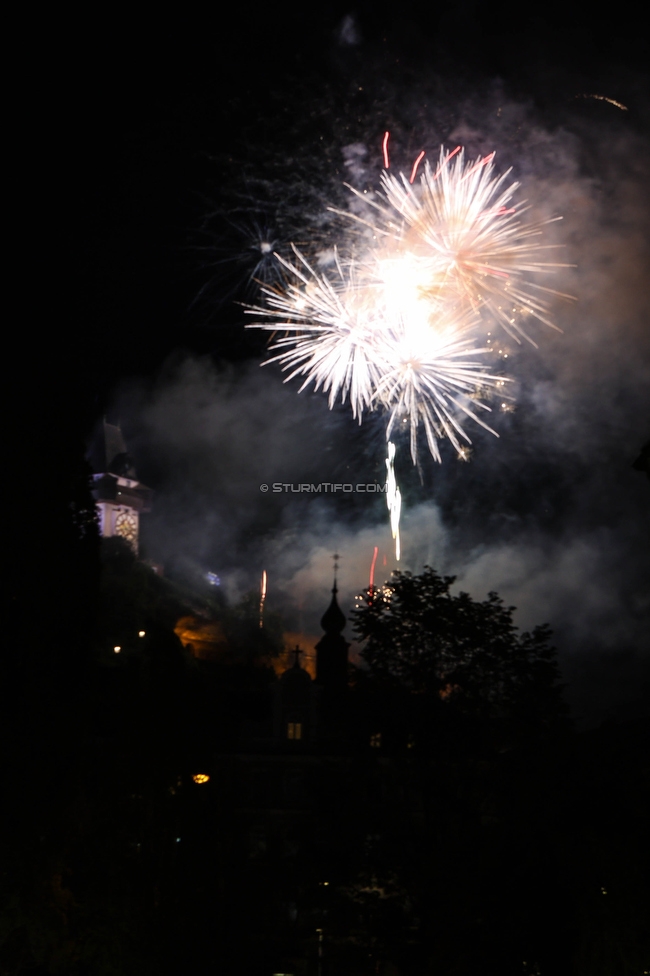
351;566;566;737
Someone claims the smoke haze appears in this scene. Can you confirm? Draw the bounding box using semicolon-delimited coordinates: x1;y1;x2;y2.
109;55;649;728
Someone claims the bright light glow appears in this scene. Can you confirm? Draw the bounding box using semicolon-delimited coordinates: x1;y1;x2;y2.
113;646;121;653
374;147;573;344
385;442;401;561
248;245;503;465
138;630;145;637
192;773;210;784
206;571;221;586
247;146;571;465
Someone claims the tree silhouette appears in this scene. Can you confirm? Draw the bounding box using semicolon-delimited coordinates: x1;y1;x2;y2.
352;566;566;744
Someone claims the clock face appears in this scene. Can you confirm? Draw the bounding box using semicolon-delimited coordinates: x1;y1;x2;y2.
114;510;138;548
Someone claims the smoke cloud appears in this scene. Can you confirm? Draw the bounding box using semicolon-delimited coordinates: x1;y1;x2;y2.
113;69;649;728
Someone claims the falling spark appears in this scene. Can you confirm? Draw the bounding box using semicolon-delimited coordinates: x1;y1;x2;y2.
369;545;379;596
409;150;426;184
259;569;267;628
433;145;461;177
385;441;401;561
576;93;628;111
382;131;390;169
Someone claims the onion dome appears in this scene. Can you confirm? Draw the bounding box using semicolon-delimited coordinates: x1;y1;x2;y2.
320;583;346;635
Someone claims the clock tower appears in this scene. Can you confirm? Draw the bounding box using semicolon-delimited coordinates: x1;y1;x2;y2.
89;421;152;554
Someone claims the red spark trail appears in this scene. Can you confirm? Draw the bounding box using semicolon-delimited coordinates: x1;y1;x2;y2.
409;150;426;184
369;545;378;595
433;145;461;179
382;131;390;169
461;152;495;183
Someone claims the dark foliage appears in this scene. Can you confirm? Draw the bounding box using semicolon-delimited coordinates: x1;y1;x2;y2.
352;566;567;749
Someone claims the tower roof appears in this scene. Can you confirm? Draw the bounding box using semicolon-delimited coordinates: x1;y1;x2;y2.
320;583;346;635
88;420;138;478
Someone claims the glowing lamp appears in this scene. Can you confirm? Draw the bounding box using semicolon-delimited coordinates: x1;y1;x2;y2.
113;646;121;653
192;773;210;785
138;630;146;637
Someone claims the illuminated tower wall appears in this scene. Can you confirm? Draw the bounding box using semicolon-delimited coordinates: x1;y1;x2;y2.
89;421;152;554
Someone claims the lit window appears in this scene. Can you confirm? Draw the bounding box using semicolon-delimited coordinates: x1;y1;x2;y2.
287;722;302;740
369;733;381;748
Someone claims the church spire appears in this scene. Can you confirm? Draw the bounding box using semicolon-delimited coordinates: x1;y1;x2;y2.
320;553;347;635
320;584;347;636
315;554;349;692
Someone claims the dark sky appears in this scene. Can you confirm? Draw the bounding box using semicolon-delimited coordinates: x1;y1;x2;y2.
64;8;649;727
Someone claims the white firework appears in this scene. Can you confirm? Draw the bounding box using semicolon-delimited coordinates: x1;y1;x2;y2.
246;245;387;421
246;144;570;464
344;145;574;345
246;244;506;464
375;306;503;463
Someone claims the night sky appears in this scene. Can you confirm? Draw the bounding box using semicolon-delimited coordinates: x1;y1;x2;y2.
67;8;648;728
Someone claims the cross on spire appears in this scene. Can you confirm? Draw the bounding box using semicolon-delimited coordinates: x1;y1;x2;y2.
291;645;303;668
332;552;340;591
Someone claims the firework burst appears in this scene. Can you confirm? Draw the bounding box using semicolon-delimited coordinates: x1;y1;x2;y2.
246;144;571;465
247;244;505;463
376;306;503;463
344;146;574;345
246;245;385;420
